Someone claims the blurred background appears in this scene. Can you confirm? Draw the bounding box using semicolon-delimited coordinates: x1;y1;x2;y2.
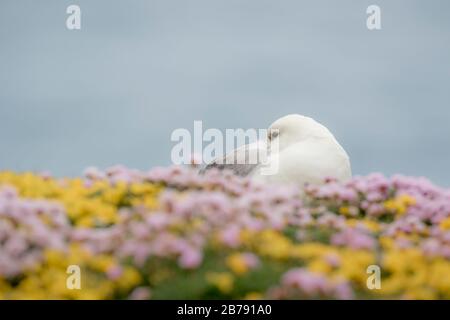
1;0;449;185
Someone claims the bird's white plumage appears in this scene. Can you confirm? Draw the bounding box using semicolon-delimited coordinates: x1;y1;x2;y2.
204;114;352;186
252;114;352;185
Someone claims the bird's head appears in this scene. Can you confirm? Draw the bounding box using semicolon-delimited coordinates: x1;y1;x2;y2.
267;114;333;152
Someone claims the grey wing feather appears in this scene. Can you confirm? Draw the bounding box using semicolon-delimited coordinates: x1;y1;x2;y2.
199;141;264;177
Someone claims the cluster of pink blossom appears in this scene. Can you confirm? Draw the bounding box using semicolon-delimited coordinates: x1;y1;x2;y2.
78;166;450;273
331;228;376;250
421;229;450;258
307;173;450;223
0;186;70;278
306;173;450;255
268;268;353;299
72;168;306;269
1;165;450;299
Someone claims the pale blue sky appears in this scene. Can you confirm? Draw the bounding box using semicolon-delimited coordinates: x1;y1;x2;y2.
1;1;449;186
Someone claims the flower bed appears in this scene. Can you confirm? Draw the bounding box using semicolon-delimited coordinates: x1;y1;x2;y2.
0;166;450;299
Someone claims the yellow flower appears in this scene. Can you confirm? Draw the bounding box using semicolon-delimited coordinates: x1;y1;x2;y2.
439;217;450;231
339;206;358;217
384;194;416;215
363;219;381;232
77;216;94;228
89;255;116;273
254;230;293;259
115;267;142;290
244;292;263;300
206;272;234;294
398;194;416;206
291;243;333;260
428;259;450;297
308;259;333;274
43;249;67;268
336;249;376;287
226;253;249;275
404;287;436;300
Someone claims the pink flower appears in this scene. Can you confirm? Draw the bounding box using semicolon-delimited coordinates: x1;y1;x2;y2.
331;229;376;250
178;247;203;269
128;287;152;300
324;253;341;267
106;265;123;280
145;213;169;230
241;253;260;269
279;268;353;299
220;225;241;248
83;166;106;180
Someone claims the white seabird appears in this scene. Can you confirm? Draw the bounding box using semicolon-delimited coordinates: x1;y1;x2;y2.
202;114;352;186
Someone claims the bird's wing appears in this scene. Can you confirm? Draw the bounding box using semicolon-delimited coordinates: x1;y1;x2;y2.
200;140;266;177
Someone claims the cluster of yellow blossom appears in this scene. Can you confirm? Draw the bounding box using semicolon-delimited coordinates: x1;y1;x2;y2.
0;171;161;227
1;244;141;300
384;194;417;216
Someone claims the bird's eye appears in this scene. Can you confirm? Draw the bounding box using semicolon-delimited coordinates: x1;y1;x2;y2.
271;131;279;140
